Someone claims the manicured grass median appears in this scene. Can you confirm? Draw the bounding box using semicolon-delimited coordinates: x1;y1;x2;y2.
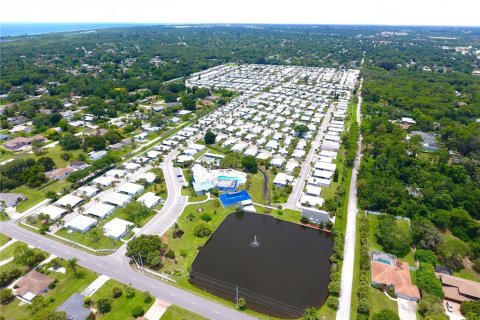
56;227;119;250
160;305;207;320
0;233;11;246
90;279;154;320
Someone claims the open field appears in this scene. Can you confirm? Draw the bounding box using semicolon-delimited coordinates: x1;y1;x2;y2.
160;305;207;320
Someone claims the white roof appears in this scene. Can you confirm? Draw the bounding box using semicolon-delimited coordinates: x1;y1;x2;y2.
135;172;156;184
103;218;134;239
137;192;161;208
306;185;322;196
102;192;132;207
319;150;337;158
105;169;127;178
314;162;337;172
189;143;206;151
118;182;144;195
92;176;114;187
85;202;115;219
66;215;97;232
55;194;83;208
317;156;333;163
273;173;294;186
177;155;194;163
256;152;271;160
124;162;141;170
39;205;66;220
76;186;99;198
270;157;285;166
300;194;324;207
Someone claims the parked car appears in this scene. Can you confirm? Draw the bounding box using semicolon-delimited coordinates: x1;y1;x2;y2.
446;301;454;312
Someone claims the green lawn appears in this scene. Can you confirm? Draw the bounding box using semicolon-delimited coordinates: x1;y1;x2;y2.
0;233;11;246
367;214;415;265
0;241;24;261
254;205;302;224
32;145;85;169
239;172;268;204
55;227;119;250
369;287;398;318
1;259;97;320
90;279;154;320
11;185;46;213
181;187;208;202
454;268;480;282
160;305;207;320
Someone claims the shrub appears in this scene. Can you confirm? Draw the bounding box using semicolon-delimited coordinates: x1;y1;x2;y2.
300;216;309;224
461;300;480;317
372;309;400;320
193;221;212;237
236;297;246;310
172;228;184;238
165;250;175;260
142;291;153;304
357;298;370;315
131;305;145;317
0;289;14;305
200;213;212;222
96;298;111;314
112;287;122;298
39;225;50;234
125;285;135;299
418;294;445;317
415;249;437;266
416;263;444;298
326;296;339;310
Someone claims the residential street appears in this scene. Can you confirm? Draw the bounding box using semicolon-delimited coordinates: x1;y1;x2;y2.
285;102;335;210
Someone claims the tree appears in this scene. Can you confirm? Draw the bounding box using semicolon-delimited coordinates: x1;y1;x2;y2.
59;133;81;151
302;307;319;320
193;221;212;237
37;157;55;172
373;309;400;320
0;288;14;305
412;218;443;251
122;202;154;225
418;294;445;317
204;130;216;145
126;235;167;270
96;298;111;314
67;258;78;275
241;155;258;173
31;140;45;155
376;215;411;257
32;310;67;320
461;301;480;318
416;263;444;298
13;244;46;267
112;287;122;298
294;124;309;137
415;249;437;266
437;237;470;271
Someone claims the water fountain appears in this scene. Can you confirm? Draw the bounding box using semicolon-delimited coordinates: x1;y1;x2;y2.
250;235;260;248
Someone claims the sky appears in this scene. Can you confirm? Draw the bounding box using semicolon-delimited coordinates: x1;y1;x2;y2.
1;0;479;26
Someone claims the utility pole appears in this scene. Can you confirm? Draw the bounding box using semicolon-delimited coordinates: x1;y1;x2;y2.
235;286;239;305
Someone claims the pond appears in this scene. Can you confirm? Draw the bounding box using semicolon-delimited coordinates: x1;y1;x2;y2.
190;212;334;318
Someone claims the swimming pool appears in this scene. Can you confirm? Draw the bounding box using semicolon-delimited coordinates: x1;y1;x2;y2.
217;175;241;181
375;257;392;265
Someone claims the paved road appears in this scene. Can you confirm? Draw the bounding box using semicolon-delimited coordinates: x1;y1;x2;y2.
336;76;364;320
285;102;336;210
0;222;255;320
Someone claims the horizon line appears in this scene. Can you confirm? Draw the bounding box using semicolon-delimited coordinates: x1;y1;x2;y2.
2;22;480;28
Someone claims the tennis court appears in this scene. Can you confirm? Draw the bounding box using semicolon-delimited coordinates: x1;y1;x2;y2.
219;190;252;207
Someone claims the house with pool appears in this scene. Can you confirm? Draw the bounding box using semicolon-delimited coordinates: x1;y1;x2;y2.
191;164;247;195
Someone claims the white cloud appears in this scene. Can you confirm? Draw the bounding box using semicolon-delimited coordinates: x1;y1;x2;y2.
1;0;479;26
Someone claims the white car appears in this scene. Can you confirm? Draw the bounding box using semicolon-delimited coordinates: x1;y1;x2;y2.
446;301;454;312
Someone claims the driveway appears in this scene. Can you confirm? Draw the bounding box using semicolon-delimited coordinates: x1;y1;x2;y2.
397;298;417;320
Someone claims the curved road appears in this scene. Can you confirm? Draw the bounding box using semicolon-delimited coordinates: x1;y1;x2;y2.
1;129;255;320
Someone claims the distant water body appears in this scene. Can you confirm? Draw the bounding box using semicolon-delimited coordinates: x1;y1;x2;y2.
0;23;154;37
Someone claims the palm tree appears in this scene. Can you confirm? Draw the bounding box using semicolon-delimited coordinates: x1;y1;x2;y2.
67;258;78;275
303;307;319;320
